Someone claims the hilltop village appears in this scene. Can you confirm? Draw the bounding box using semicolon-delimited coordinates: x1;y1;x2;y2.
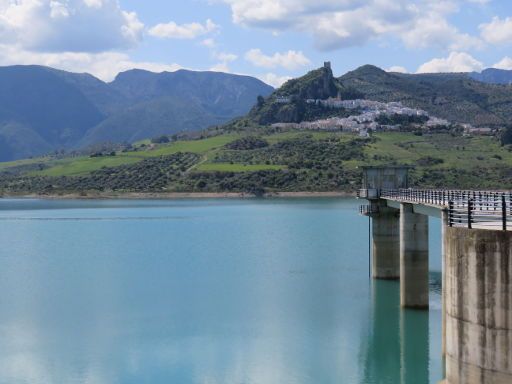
267;63;495;137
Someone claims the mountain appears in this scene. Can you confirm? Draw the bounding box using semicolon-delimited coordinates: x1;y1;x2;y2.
81;69;272;146
0;66;105;161
0;66;273;161
247;63;363;125
468;68;512;85
248;64;512;128
81;97;224;145
338;65;512;126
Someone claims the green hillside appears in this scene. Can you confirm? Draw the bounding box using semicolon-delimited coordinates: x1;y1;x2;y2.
246;64;512;129
338;65;512;127
2;63;512;196
1;130;511;196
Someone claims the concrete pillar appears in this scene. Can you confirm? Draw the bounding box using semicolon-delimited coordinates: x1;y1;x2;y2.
372;202;400;279
400;203;429;309
445;227;512;384
441;210;449;359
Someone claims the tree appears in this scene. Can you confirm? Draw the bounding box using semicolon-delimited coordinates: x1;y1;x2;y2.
257;95;265;108
501;125;512;146
151;135;170;144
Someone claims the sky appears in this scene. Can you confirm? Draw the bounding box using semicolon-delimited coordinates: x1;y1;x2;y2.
0;0;511;87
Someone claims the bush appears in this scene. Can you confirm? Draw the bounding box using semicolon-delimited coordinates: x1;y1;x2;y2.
225;137;269;150
417;157;444;166
501;126;512;146
151;135;170;144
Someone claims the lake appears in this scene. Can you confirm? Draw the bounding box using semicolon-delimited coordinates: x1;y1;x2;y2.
0;198;443;384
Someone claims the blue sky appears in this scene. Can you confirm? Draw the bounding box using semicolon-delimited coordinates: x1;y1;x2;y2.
0;0;511;86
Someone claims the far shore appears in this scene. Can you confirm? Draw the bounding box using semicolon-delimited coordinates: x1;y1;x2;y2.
0;191;356;200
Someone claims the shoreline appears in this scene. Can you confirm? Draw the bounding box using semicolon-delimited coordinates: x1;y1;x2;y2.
0;191;356;200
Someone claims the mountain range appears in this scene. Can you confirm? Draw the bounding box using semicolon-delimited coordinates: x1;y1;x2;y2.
0;65;273;161
2;63;512;162
469;68;512;85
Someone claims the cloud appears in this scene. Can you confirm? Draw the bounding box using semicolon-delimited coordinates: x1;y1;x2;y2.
480;17;512;45
416;52;484;73
259;73;291;87
199;37;238;73
223;0;368;28
245;49;310;70
401;14;482;51
214;52;237;62
201;38;216;48
493;57;512;70
210;51;238;72
0;0;190;81
83;0;104;8
0;0;143;52
387;66;407;73
210;63;230;72
148;19;218;39
222;0;482;51
0;44;183;81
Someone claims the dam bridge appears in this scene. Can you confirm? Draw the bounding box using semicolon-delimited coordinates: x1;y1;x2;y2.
358;166;511;384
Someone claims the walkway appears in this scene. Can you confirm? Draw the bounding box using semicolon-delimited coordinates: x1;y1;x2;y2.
361;189;512;231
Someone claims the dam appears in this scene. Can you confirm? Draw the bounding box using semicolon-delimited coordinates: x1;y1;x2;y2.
359;166;512;384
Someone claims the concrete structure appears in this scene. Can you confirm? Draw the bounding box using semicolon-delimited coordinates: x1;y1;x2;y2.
360;166;410;198
444;227;512;384
400;203;429;308
360;166;411;280
358;172;512;384
372;202;400;279
441;210;449;357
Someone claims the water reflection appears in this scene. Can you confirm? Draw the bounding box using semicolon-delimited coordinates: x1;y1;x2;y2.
362;280;430;384
0;199;440;384
401;309;429;384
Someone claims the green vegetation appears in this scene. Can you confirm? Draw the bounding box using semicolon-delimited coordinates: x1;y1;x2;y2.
225;136;269;150
1;130;511;195
151;135;170;144
247;65;356;125
339;65;512;127
375;113;429;126
195;163;284;172
35;156;144;177
501;125;512;146
3;63;512;196
359;132;512;188
23;135;239;177
244;63;512;130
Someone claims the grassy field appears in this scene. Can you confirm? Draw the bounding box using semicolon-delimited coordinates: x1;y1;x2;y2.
1;130;511;192
26;135;242;177
358;132;512;169
35;155;145;177
0;156;49;170
131;134;240;158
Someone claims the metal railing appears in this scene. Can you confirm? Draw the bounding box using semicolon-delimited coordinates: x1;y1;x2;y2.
378;189;512;231
447;195;512;230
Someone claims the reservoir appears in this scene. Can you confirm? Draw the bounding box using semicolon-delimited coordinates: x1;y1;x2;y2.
0;198;442;384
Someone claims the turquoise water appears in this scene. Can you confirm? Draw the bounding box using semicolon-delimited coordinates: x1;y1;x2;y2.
0;198;443;384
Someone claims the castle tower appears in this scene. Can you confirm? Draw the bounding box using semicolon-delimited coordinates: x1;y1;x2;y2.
323;61;333;98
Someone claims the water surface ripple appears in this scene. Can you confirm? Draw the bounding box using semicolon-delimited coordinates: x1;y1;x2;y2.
0;198;442;384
